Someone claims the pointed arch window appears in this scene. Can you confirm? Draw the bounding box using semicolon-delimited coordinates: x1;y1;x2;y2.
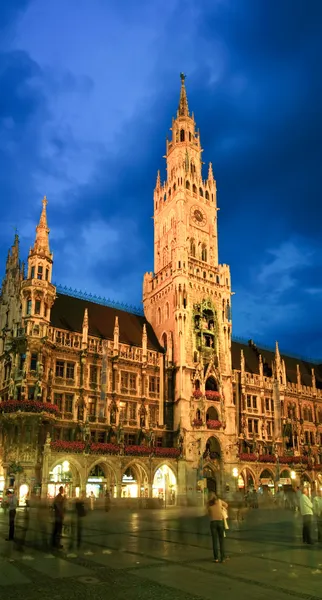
192;184;197;194
185;180;190;190
30;266;35;279
180;129;185;142
157;307;162;325
199;188;204;197
165;302;170;320
205;191;209;200
190;239;196;257
201;244;207;262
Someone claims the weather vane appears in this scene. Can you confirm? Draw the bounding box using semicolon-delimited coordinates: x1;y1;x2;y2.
180;72;186;83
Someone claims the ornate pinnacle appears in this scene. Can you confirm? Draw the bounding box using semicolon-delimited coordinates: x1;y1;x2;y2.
178;72;189;117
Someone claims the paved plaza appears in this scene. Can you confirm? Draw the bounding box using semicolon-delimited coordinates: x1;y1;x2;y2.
0;505;321;600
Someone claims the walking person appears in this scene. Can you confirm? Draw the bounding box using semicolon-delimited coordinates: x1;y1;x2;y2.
75;493;87;549
300;487;314;545
52;486;65;549
313;490;322;542
6;489;18;541
207;493;229;563
89;491;95;511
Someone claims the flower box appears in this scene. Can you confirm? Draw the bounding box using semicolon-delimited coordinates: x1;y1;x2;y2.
206;420;221;430
259;455;276;463
125;445;151;456
193;419;203;427
1;400;59;415
239;453;257;462
90;443;120;455
51;440;86;453
193;390;203;399
155;447;180;458
205;391;220;401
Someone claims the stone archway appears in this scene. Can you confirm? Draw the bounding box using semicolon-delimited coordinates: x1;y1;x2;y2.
152;464;177;505
205;376;218;392
205;436;221;460
47;456;83;498
87;459;118;499
203;463;217;494
240;467;256;492
206;406;219;422
121;461;149;499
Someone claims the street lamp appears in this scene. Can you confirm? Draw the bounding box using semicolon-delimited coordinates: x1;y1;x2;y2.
290;470;296;481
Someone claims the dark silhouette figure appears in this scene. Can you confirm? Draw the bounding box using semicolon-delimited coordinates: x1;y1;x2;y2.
6;490;18;541
52;486;65;549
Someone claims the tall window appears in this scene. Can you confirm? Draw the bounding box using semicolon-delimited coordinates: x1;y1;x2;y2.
55;360;64;378
45;268;49;281
66;362;75;379
35;300;41;315
129;373;137;391
37;265;43;280
190;239;196;257
65;394;73;414
129;402;137;421
31;266;35;279
54;393;63;412
201;244;207;262
30;353;38;371
89;365;98;384
180;129;185;142
26;299;32;315
149;376;160;395
88;398;96;417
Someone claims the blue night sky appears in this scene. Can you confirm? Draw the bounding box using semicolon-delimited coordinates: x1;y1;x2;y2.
0;0;322;358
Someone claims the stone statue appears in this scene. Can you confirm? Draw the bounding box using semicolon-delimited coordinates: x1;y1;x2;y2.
116;424;124;444
8;377;15;399
148;429;155;448
45;432;51;446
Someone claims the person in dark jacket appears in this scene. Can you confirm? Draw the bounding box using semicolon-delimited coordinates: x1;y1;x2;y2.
52;486;65;549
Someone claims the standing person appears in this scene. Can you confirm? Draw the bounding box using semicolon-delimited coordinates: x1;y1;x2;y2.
52;486;65;549
313;490;322;543
89;491;95;510
207;493;229;563
104;489;111;512
6;489;18;541
300;487;314;545
75;493;87;549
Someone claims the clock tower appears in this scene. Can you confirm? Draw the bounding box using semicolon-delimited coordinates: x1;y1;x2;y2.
143;75;235;501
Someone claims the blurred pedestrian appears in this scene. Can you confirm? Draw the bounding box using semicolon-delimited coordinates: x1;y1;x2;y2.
52;486;65;549
6;489;18;541
207;493;229;563
313;490;322;542
300;487;314;545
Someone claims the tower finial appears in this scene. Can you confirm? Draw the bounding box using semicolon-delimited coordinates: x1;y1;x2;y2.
208;162;214;181
32;195;50;256
156;170;161;189
178;72;189;117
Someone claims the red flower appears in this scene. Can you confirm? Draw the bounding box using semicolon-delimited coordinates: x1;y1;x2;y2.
155;447;180;458
193;419;203;426
259;455;276;463
193;390;203;399
51;440;85;453
90;443;119;455
125;445;151;456
239;453;257;462
205;391;220;400
206;420;221;429
1;400;58;415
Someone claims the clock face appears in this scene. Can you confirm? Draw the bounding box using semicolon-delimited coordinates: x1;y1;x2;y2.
191;205;207;227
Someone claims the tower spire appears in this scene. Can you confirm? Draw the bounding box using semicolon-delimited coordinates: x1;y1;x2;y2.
32;196;50;256
178;72;189;117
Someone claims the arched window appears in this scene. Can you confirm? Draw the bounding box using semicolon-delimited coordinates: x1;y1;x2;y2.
185;180;190;190
205;191;209;200
205;377;218;392
201;244;207;262
162;247;168;266
180;129;185;142
190;239;196;257
192;184;197;194
173;183;176;192
206;406;219;422
157;307;162;325
303;407;309;421
189;132;192;141
37;264;43;280
168;188;171;196
165;302;170;320
199;188;203;197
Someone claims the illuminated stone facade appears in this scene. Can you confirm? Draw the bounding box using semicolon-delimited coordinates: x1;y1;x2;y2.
0;76;321;505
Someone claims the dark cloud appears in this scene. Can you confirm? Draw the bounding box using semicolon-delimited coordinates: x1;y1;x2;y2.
0;0;322;357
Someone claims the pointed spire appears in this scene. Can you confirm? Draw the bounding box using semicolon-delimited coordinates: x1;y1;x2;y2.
82;308;88;349
178;72;189;117
142;323;147;361
156;170;161;189
208;162;214;181
33;196;51;256
296;364;301;387
113;316;119;354
311;367;316;392
275;341;281;364
259;354;263;378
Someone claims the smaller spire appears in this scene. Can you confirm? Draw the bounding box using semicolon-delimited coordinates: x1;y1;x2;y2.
208;162;214;181
82;308;88;349
113;316;119;354
33;196;50;256
156;170;161;189
275;341;281;362
311;367;316;391
178;72;189;117
296;364;301;387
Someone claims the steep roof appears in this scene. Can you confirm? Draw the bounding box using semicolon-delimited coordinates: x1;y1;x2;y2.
232;340;322;389
50;292;163;352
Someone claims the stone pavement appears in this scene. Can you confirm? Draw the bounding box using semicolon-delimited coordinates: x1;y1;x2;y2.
0;506;321;600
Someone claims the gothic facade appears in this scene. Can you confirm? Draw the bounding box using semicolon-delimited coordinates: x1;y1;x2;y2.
0;75;321;506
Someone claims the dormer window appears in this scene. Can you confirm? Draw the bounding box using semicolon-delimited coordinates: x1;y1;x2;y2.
37;265;43;280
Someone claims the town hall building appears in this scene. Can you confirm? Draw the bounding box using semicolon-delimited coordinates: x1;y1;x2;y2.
0;75;321;507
